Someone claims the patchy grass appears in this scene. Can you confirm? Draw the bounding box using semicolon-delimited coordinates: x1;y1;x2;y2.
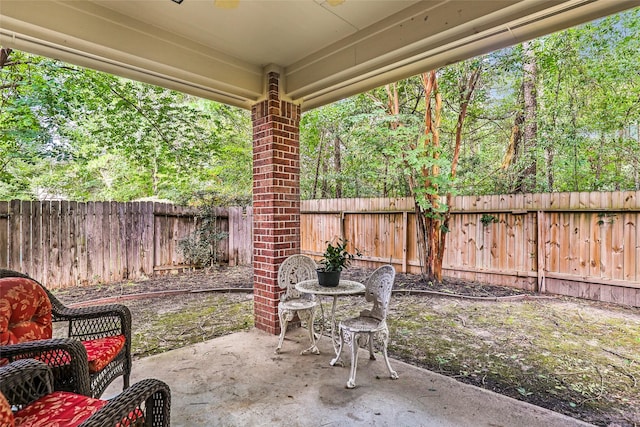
385;296;640;426
128;293;254;358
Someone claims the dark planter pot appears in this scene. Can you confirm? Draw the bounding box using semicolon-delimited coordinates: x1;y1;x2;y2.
317;270;341;287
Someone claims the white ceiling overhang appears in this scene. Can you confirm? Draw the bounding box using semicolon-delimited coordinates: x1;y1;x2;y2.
1;0;638;111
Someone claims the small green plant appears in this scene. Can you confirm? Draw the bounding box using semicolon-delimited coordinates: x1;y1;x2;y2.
480;214;498;226
178;191;248;268
318;239;362;272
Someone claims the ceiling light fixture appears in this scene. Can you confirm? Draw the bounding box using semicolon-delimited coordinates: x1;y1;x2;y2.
171;0;184;4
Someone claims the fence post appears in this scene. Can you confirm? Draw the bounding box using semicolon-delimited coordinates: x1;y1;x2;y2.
402;210;408;273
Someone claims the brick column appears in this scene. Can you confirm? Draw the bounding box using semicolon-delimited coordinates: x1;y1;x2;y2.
252;72;301;335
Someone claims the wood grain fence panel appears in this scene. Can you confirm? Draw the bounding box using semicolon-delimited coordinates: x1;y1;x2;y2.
141;202;154;274
567;212;578;276
47;200;63;289
99;201;111;282
610;210;625;281
558;212;570;276
496;213;506;272
578;211;590;279
59;201;72;287
242;207;253;265
117;203;128;278
22;202;32;276
228;207;237;266
589;207;602;278
466;213;477;271
95;202;106;283
109;201;123;281
600;216;613;281
547;212;559;274
31;201;42;283
513;214;524;273
85;202;96;285
128;202;138;277
132;202;143;275
154;203;165;267
39;202;50;286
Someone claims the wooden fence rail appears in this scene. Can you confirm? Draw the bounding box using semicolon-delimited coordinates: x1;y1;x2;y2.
0;201;252;288
301;191;640;307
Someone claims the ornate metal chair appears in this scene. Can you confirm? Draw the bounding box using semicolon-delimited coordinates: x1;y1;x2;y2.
0;359;170;427
0;269;131;398
275;254;320;355
331;264;399;388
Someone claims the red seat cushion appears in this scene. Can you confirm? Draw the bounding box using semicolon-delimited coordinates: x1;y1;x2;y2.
13;391;143;427
83;335;126;373
0;278;52;345
13;391;106;427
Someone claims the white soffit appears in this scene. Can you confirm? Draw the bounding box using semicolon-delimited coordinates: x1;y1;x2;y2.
0;0;638;111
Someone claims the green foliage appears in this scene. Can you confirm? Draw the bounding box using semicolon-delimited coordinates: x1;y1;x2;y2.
0;50;252;202
318;239;361;272
481;214;499;226
299;8;640;199
2;9;639;202
177;192;249;267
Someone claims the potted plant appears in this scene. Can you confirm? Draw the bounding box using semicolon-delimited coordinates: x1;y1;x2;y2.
317;239;361;287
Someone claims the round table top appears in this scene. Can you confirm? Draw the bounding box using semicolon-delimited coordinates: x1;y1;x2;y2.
295;279;365;296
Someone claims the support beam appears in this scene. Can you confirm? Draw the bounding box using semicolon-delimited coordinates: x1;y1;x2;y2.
251;72;301;334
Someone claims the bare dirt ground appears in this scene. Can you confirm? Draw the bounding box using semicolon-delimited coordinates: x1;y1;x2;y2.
52;266;640;427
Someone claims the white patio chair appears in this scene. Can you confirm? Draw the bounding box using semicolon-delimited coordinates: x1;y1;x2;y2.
331;264;399;388
275;255;320;355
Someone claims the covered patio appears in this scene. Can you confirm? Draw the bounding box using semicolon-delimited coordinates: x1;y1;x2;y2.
2;1;639;424
104;327;591;426
2;0;636;335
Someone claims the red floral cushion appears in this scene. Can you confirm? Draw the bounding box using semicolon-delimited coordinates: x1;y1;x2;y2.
0;392;15;427
83;335;126;373
13;391;105;427
13;391;142;427
0;278;52;345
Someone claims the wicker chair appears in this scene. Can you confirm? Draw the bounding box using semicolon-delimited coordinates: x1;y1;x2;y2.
275;254;320;355
0;359;170;427
0;269;131;398
330;265;399;388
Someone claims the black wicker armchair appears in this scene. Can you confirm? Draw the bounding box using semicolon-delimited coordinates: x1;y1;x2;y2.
0;359;170;427
0;269;132;398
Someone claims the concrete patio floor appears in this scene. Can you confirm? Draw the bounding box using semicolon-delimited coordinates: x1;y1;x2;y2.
105;327;593;427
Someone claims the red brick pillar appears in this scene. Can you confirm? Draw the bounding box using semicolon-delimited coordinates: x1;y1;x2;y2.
252;72;301;335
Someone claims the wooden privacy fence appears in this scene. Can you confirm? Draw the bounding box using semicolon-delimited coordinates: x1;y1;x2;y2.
0;201;252;289
301;192;640;307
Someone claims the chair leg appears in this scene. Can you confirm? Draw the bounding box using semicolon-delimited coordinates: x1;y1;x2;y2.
275;309;289;354
299;309;320;355
367;332;376;360
343;329;359;389
380;328;399;380
330;326;345;367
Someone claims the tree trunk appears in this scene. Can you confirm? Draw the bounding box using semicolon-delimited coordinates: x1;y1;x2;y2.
521;40;538;191
311;133;325;199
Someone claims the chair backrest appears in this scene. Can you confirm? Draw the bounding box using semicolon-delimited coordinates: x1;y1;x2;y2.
0;277;53;345
362;265;395;321
277;255;317;300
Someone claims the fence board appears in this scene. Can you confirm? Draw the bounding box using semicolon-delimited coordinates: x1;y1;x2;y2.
54;201;65;286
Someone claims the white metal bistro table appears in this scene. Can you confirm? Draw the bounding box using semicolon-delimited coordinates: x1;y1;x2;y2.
295;279;365;357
